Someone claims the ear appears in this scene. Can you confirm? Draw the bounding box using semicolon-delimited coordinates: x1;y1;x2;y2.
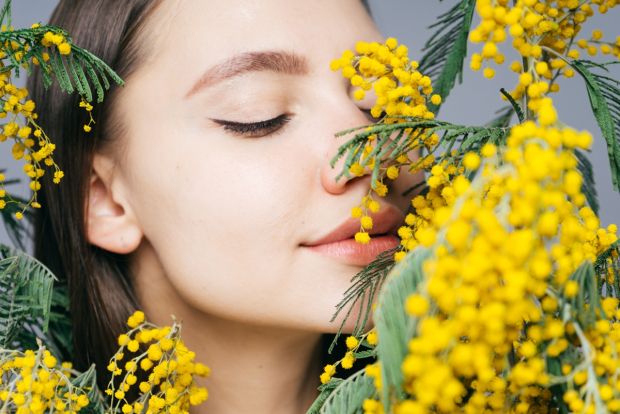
86;154;143;254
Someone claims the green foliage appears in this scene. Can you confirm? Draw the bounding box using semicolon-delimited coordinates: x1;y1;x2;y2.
595;241;620;298
499;88;525;123
568;262;601;329
0;244;56;349
486;106;516;128
0;0;11;29
575;148;600;215
331;119;509;186
570;60;620;191
328;247;396;354
316;371;375;414
0;1;123;104
0;242;71;360
307;378;344;414
72;363;105;414
374;248;430;410
42;43;123;103
419;0;476;113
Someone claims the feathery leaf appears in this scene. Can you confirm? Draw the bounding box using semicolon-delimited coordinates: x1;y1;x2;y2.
49;48;74;95
0;245;57;349
419;0;476;113
0;0;11;28
374;247;430;410
328;248;397;354
318;370;375;414
570;60;620;191
486;106;515;128
575;149;599;215
331;119;509;183
499;88;525;123
306;379;344;414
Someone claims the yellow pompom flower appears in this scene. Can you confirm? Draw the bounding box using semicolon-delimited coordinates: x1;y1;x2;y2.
463;152;481;170
346;336;359;350
360;215;373;230
57;42;71;55
405;294;429;317
355;231;371;244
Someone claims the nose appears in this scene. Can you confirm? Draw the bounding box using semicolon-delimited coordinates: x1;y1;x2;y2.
319;103;374;195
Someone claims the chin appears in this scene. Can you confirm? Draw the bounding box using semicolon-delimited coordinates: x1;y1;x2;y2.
313;301;376;335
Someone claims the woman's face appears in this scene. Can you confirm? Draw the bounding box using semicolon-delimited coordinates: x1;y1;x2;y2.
100;0;421;332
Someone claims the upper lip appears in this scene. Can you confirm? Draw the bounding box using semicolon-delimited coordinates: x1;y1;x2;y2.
301;203;405;246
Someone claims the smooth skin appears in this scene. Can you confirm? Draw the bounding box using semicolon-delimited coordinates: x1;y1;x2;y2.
85;0;421;413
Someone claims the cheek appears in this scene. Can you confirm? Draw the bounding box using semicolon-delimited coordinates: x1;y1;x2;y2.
122;127;318;314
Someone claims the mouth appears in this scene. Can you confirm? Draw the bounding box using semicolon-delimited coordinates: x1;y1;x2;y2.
300;204;403;266
301;233;400;266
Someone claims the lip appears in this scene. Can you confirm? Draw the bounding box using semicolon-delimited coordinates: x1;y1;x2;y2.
300;203;404;266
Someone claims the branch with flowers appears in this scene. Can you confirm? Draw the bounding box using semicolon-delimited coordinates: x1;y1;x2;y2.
313;0;620;413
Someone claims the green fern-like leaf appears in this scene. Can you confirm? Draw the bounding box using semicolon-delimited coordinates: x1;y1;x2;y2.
570;60;620;191
594;241;619;298
0;22;124;103
374;247;430;410
575;149;600;215
0;0;11;29
315;371;375;414
0;245;57;349
327;247;397;354
71;363;106;414
568;262;601;330
306;379;344;414
418;0;476;113
499;88;525;123
331;119;509;184
486;106;515;128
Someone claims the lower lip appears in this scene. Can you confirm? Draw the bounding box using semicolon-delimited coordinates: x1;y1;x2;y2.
302;234;400;266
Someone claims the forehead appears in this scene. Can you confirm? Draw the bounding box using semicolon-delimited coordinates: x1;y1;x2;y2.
145;0;380;69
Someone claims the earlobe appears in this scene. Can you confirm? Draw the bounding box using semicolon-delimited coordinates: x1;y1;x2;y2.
86;156;143;254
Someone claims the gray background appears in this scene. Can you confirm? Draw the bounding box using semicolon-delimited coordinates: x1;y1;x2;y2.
4;1;619;248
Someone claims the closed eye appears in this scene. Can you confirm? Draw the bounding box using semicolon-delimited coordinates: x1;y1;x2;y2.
211;114;291;138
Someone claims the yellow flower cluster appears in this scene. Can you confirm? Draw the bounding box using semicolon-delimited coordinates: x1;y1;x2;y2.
362;361;385;414
330;37;438;121
32;24;73;56
319;329;378;384
105;311;210;414
331;38;442;245
470;0;619;116
0;348;90;414
325;4;620;409
0;66;62;217
0;24;94;216
392;156;469;263
575;29;620;59
395;116;618;412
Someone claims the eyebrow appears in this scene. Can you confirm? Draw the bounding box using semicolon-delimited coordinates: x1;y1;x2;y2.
184;50;309;99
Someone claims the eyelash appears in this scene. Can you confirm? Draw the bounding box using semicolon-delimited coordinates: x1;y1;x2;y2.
212;114;291;138
211;107;375;138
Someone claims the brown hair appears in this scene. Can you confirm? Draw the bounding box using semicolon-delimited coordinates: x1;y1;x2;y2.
27;0;164;390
